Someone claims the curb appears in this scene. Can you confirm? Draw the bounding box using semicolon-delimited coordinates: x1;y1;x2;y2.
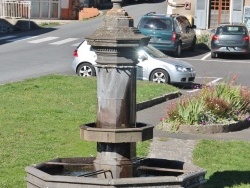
178;119;250;134
136;91;182;111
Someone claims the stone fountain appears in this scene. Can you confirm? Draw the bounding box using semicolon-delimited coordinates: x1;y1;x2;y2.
25;0;206;187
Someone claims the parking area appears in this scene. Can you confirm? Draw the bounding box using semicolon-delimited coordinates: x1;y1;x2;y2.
169;49;250;92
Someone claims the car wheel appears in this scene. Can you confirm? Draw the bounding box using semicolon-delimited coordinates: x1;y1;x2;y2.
189;37;196;52
150;69;170;84
211;51;217;58
173;43;182;57
77;63;96;77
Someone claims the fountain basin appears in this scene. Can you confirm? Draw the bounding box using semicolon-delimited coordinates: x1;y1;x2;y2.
81;122;154;143
26;157;206;188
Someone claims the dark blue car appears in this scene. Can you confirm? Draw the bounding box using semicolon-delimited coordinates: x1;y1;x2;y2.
137;13;197;57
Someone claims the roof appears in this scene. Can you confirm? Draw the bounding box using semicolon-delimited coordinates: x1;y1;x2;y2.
142;12;183;18
219;22;247;27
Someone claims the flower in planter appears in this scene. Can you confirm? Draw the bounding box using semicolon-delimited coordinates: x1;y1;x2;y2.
160;80;250;132
246;116;250;121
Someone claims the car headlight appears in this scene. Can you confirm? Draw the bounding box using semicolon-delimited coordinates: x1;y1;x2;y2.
175;65;188;72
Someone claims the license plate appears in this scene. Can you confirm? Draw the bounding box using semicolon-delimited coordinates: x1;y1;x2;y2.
150;37;159;42
228;47;235;51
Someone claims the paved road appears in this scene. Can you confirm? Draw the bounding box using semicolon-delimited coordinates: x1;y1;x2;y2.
0;2;168;85
177;48;250;88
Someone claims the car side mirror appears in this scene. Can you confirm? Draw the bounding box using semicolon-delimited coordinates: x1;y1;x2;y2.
138;52;148;61
210;29;216;34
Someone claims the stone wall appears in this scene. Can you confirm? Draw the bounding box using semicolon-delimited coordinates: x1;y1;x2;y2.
0;19;15;34
78;7;99;20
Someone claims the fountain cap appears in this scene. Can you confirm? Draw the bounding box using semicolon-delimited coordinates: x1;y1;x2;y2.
85;0;150;49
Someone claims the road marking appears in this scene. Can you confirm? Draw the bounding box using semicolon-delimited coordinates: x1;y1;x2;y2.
0;36;16;40
7;36;38;42
196;76;218;78
72;42;81;47
205;59;250;63
182;58;250;64
186;88;200;93
50;38;78;45
201;52;210;60
206;77;223;86
28;36;59;43
186;77;222;93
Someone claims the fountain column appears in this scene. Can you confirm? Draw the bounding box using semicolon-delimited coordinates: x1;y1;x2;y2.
83;0;150;179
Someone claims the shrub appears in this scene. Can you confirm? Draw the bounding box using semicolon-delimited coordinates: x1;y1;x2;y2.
166;96;206;125
196;32;212;50
161;79;250;130
39;22;60;27
197;33;210;44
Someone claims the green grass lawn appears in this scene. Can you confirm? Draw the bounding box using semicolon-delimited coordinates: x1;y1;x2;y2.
1;75;249;188
193;140;250;188
0;75;178;187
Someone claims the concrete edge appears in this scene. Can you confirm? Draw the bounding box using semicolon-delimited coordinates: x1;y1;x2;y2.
1;9;105;33
178;120;250;134
158;117;250;134
136;91;182;112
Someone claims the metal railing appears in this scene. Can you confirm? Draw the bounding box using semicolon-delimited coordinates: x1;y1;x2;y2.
0;0;31;31
0;0;31;18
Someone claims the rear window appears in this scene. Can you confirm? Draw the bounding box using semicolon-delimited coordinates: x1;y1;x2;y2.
138;17;173;31
216;26;247;35
176;16;191;30
142;45;168;58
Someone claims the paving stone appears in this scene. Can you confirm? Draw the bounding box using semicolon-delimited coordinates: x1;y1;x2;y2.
147;137;197;164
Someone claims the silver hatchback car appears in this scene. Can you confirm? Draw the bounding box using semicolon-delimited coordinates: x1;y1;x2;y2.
72;40;196;84
211;23;250;58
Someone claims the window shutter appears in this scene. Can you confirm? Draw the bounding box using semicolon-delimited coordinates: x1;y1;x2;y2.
231;0;244;23
195;0;207;29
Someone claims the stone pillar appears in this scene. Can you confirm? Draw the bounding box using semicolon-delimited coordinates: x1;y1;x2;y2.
85;0;149;179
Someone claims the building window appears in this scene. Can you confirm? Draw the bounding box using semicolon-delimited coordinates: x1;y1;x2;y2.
210;0;230;28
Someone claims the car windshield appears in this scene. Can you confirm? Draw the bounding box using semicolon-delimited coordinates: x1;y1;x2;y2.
217;26;247;35
142;45;168;58
138;17;172;31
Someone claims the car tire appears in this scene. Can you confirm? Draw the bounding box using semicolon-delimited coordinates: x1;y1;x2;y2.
149;69;170;84
211;51;217;58
173;43;182;57
77;63;96;77
189;37;196;52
